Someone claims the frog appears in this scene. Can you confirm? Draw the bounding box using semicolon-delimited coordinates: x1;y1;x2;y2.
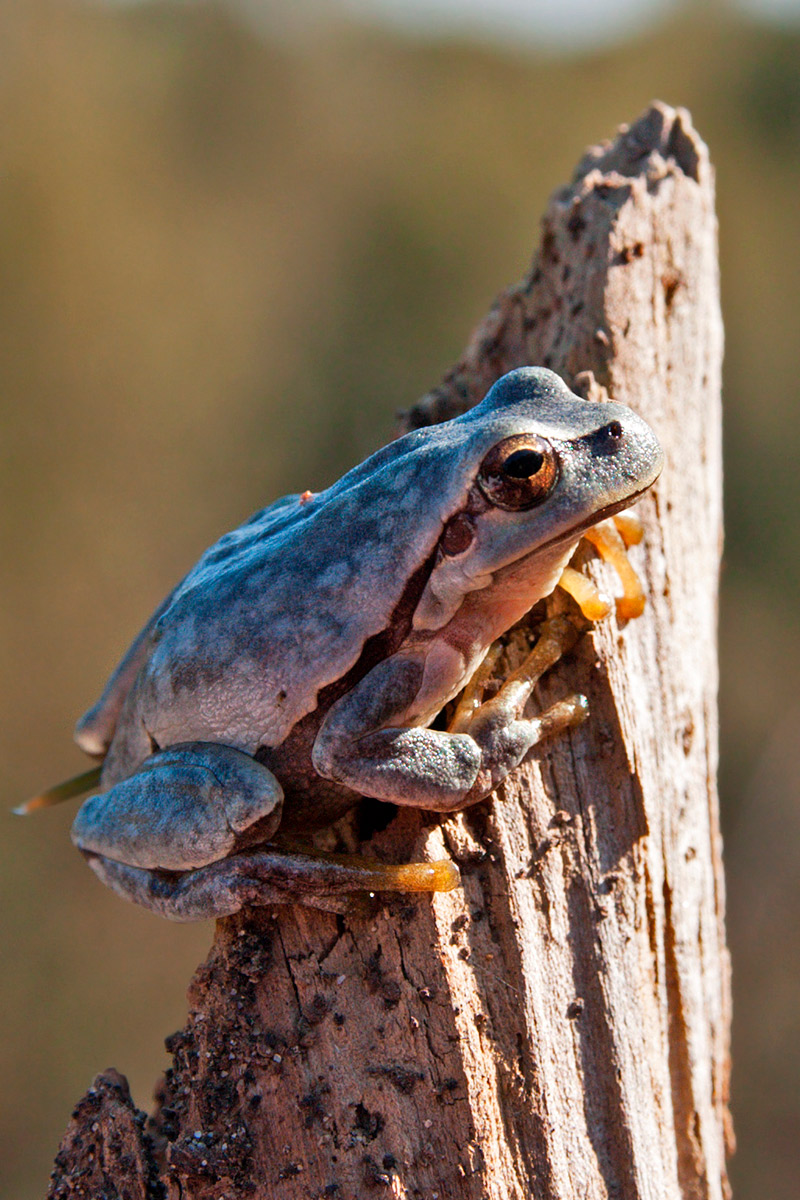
23;367;663;920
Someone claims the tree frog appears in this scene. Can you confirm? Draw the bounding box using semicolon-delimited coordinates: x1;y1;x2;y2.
24;368;663;919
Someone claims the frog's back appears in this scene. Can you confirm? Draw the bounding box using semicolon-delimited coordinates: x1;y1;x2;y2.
99;422;480;779
74;493;304;760
135;457;445;754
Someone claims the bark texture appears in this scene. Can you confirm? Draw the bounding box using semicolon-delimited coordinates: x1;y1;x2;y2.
48;102;732;1200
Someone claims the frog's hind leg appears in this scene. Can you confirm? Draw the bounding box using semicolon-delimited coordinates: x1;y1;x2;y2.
72;739;458;919
86;846;460;921
72;741;284;874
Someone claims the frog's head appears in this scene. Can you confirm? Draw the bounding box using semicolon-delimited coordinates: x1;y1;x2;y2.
412;367;664;631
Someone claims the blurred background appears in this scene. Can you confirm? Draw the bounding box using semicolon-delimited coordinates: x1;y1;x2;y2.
1;0;798;1196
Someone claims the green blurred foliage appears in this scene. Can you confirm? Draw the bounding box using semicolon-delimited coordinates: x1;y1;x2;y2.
1;3;798;1197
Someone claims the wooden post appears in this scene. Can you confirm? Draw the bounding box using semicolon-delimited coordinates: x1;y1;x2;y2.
48;103;732;1200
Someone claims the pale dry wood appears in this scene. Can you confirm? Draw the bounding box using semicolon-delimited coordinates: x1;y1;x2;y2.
47;102;732;1200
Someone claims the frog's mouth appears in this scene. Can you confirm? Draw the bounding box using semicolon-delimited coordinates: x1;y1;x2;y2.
539;483;655;556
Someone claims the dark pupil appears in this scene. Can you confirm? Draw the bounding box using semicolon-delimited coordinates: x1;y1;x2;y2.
502;448;544;479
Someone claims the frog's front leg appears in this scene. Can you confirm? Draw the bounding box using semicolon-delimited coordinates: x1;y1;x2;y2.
313;617;588;811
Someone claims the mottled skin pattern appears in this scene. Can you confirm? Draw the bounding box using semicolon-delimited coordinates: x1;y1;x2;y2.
70;368;663;919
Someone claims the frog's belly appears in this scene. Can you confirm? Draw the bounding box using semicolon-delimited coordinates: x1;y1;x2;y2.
255;712;365;831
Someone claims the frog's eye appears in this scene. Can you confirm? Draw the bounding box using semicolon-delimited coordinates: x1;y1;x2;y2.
477;435;559;510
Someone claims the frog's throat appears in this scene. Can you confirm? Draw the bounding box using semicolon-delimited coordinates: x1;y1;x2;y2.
414;475;655;637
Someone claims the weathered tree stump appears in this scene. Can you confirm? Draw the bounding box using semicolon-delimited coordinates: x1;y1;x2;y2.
48;102;732;1200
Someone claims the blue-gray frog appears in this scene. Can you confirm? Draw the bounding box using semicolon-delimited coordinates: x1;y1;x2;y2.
24;368;663;919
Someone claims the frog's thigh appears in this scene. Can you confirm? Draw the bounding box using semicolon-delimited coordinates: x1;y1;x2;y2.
71;742;283;871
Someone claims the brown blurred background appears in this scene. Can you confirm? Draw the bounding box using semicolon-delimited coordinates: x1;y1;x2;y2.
2;1;798;1196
